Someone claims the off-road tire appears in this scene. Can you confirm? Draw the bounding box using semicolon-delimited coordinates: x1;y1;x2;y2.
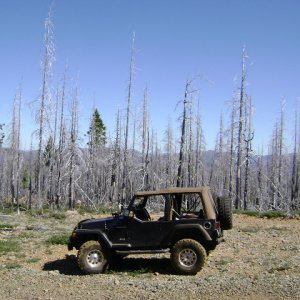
217;197;233;230
170;239;207;275
77;240;108;274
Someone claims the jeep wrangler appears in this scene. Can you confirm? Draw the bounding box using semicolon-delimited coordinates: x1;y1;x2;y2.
68;187;232;275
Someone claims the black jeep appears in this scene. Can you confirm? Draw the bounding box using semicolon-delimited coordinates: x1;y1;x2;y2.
68;187;232;275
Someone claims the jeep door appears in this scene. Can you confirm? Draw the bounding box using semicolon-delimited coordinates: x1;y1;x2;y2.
126;217;173;248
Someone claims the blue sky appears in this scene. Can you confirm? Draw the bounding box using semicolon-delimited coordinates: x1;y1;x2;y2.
0;0;299;151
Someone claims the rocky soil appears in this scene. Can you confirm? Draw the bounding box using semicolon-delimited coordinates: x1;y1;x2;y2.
0;211;299;300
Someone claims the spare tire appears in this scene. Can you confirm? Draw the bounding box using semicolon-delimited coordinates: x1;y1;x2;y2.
217;197;233;230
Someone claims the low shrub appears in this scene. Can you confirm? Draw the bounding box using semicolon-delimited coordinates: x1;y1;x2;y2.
46;233;70;245
26;257;40;263
268;261;293;273
26;209;44;217
234;210;290;219
259;211;287;219
266;225;289;232
215;257;235;266
0;207;14;214
0;240;19;254
5;263;21;269
0;224;14;229
235;210;260;217
48;212;66;220
239;225;261;233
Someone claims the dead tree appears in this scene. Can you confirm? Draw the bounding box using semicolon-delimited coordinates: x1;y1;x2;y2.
243;96;254;210
187;98;195;187
235;46;247;209
269;99;286;209
111;109;121;203
28;136;34;210
0;124;5;203
36;8;55;209
291;102;299;210
68;85;79;209
195;99;205;186
164;119;175;187
141;87;150;190
176;81;189;188
9;85;22;213
228;99;236;197
277;98;285;208
55;69;67;208
211;112;227;195
122;33;135;203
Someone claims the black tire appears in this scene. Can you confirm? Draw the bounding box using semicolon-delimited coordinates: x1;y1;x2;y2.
217;197;233;230
170;239;207;275
77;240;108;274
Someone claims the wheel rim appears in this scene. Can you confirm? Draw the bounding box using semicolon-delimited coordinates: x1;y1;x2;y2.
179;248;197;267
86;249;104;268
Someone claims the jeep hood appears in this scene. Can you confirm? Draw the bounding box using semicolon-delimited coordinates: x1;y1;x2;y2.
78;216;120;230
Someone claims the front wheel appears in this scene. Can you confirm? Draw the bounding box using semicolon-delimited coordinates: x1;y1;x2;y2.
77;240;108;274
170;239;207;275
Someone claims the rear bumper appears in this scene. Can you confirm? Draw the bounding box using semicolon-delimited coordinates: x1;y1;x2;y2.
206;237;224;251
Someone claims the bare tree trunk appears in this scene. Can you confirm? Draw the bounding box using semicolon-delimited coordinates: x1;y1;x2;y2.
111;109;121;204
122;33;135;203
28;137;34;210
195;99;204;186
68;85;78;209
164;119;174;187
7;84;22;215
142;87;150;190
36;8;55;210
16;85;22;214
235;46;247;210
277;98;285;208
229;100;236;197
243;96;254;210
56;69;67;209
187;99;194;187
177;81;189;188
271;123;279;209
291;103;299;210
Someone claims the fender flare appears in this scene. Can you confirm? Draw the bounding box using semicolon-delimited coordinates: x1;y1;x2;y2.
74;229;112;248
162;224;212;246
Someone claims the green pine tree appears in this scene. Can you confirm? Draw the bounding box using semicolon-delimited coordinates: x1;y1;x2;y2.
87;109;106;147
43;136;55;167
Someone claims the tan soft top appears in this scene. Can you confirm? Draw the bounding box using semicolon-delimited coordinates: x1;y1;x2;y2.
134;186;210;197
134;186;216;219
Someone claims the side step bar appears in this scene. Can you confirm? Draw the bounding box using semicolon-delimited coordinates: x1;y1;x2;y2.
115;249;169;255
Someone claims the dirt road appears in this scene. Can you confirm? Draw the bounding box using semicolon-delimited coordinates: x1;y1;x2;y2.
0;212;299;299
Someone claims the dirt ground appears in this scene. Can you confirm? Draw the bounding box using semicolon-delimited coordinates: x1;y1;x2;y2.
0;211;299;300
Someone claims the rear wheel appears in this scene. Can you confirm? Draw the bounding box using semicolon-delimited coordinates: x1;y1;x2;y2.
217;197;233;230
77;240;108;274
170;239;207;275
